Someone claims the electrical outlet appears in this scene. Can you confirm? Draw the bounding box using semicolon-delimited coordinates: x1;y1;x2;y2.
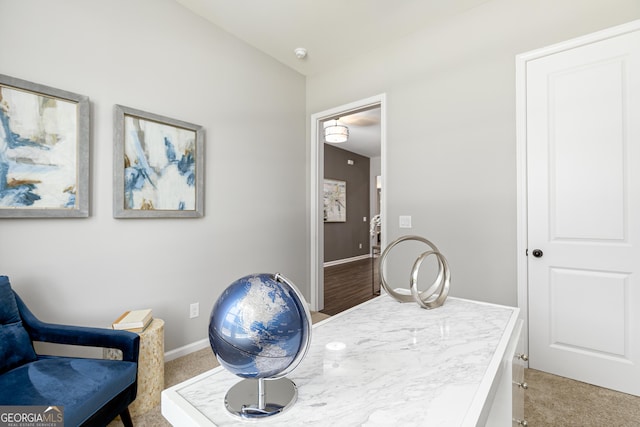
190;302;199;319
359;243;363;249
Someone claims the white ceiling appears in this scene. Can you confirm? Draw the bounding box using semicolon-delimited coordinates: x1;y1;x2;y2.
174;0;490;158
175;0;490;77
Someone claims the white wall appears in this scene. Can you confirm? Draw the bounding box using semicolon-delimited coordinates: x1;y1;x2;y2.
5;0;639;354
0;0;307;352
307;0;640;306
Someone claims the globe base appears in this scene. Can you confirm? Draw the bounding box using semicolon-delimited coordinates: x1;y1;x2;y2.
224;377;298;419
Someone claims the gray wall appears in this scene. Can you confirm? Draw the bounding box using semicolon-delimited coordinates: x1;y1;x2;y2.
0;0;306;353
307;0;640;306
3;0;639;355
324;145;370;262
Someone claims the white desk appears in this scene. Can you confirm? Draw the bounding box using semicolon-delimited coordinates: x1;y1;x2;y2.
162;295;521;426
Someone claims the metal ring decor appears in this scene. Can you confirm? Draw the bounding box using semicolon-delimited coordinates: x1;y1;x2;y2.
379;235;451;309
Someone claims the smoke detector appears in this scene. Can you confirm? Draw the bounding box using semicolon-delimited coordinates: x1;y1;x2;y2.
294;47;307;59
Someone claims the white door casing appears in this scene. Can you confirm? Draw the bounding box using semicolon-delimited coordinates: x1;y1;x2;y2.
309;94;387;312
517;20;640;395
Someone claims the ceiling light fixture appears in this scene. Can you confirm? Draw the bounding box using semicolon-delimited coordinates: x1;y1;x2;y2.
324;119;349;143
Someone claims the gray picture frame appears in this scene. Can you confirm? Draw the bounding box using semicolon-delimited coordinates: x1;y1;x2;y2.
113;105;204;218
0;74;90;218
324;178;347;222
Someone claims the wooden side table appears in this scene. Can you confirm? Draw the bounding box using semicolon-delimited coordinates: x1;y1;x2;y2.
105;318;165;417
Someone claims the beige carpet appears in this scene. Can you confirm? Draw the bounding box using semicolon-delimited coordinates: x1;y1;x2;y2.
111;312;640;426
525;369;640;426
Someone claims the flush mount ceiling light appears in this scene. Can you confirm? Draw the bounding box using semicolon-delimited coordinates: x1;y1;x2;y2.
324;119;349;143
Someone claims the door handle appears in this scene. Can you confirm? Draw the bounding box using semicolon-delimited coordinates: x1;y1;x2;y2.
532;249;543;258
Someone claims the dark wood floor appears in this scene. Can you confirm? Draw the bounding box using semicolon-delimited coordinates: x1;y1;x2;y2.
321;257;380;316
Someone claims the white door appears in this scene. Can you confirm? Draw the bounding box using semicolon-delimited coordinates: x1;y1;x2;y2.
525;25;640;395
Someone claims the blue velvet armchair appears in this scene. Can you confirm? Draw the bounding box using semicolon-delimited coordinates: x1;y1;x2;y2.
0;276;140;427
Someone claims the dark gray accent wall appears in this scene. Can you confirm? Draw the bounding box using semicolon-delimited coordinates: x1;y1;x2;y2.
324;144;370;262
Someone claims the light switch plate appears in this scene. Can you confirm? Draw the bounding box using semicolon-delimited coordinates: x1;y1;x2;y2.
399;215;412;228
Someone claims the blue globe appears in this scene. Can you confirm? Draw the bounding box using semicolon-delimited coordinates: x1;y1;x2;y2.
209;273;311;379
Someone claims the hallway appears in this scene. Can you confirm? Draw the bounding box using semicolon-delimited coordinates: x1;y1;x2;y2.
321;257;380;316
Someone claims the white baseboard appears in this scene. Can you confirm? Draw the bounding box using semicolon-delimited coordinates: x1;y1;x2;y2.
164;338;209;362
324;254;371;268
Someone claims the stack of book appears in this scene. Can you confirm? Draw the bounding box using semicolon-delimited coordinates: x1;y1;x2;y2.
112;308;153;333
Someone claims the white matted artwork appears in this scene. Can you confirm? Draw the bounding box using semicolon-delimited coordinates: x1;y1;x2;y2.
113;105;204;218
324;179;346;222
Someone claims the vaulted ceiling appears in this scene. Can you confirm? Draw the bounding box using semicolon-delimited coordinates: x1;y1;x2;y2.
175;0;490;77
175;0;490;158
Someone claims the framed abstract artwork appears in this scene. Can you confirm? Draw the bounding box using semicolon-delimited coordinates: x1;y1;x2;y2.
0;74;90;218
113;105;204;218
323;179;346;222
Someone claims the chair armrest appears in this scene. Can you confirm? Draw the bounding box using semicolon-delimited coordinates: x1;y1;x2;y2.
14;293;139;362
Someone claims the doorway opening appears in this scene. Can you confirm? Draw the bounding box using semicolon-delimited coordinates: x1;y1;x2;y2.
309;94;387;312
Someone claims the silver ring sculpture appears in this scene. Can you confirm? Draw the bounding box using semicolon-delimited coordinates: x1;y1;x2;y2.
379;235;451;309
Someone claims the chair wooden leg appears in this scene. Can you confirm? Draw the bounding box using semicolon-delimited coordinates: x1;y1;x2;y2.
120;408;134;427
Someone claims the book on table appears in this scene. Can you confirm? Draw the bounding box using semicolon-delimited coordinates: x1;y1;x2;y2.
112;309;153;332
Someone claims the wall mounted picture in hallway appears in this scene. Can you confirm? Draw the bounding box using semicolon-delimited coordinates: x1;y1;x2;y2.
113;105;204;218
0;74;89;218
324;178;346;222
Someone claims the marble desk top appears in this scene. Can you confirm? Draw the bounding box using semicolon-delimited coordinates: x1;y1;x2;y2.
162;294;519;426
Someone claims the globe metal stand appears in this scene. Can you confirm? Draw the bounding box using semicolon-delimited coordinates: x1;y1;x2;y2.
225;377;298;419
